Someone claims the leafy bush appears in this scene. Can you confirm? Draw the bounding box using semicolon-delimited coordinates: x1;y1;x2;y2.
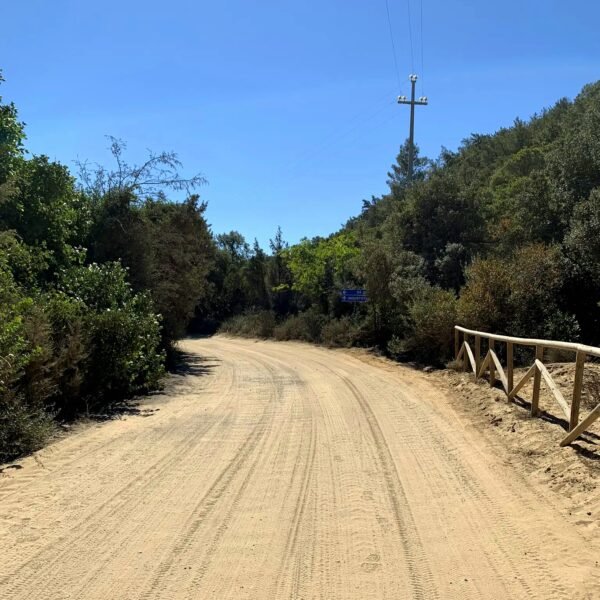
57;263;164;414
458;244;579;341
0;257;55;461
0;263;32;394
400;287;458;364
219;311;276;338
565;188;600;279
273;310;326;343
457;257;512;333
88;194;215;352
43;293;87;411
320;317;359;347
0;390;55;463
0;257;166;458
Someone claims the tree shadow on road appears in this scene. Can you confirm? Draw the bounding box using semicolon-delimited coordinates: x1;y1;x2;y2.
172;350;220;378
160;349;221;398
88;351;221;420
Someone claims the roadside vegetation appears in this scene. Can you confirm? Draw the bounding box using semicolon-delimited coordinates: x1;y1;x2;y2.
0;74;214;461
2;73;600;461
216;82;600;366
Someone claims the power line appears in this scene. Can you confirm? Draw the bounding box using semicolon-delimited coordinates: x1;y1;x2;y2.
285;92;396;173
258;93;397;202
285;98;396;177
262;107;400;204
406;0;415;73
384;0;403;93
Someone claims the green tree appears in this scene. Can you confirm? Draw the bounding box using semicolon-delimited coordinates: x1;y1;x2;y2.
283;232;359;311
565;188;600;280
0;71;25;186
386;140;429;195
0;156;86;274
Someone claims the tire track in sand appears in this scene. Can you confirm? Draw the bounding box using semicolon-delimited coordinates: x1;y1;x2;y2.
337;374;437;600
137;357;282;600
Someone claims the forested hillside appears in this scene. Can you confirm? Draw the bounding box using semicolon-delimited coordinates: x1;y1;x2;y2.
2;75;600;461
219;81;600;363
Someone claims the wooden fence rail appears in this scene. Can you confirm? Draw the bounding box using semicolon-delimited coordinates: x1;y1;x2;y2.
454;325;600;447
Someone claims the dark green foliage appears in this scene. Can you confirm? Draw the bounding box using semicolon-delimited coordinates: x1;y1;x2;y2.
87;191;214;351
320;317;360;348
0;71;25;186
140;196;214;349
565;188;600;280
389;286;458;365
0;249;55;461
220;311;276;339
458;245;578;342
399;172;484;275
57;263;165;413
0;156;86;275
386;141;430;196
0;79;212;461
0;391;55;464
216;80;600;366
273;309;327;343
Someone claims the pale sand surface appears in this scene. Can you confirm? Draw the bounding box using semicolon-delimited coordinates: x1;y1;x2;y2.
1;336;598;599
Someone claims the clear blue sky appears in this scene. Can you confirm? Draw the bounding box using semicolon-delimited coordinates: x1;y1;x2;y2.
1;0;599;247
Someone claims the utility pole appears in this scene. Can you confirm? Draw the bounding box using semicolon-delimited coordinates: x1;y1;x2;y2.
397;74;428;181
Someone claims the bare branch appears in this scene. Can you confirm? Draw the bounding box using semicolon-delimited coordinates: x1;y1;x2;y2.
75;136;207;198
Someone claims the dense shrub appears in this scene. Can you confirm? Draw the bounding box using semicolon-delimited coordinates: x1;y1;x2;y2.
320;317;359;347
0;258;166;459
273;310;326;343
219;311;276;338
57;263;165;414
88;193;214;352
458;244;579;341
565;188;600;279
0;260;166;460
391;287;457;365
457;257;512;333
0;257;55;460
0;390;55;463
43;293;87;407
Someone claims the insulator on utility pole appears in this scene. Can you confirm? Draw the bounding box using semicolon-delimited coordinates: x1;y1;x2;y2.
397;74;428;181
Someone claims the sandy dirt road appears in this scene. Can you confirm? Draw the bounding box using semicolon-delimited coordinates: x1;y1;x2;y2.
1;336;599;599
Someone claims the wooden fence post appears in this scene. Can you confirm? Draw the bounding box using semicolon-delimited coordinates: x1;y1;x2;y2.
531;345;544;417
507;342;514;395
489;339;496;387
454;328;460;360
454;324;600;445
570;350;586;431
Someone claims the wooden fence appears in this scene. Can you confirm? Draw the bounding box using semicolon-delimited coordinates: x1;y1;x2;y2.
454;325;600;446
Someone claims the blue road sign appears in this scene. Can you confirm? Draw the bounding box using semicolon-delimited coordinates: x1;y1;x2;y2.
341;289;368;303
